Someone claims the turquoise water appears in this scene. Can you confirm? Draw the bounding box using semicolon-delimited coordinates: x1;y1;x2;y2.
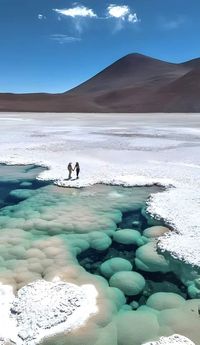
77;205;187;303
0;164;200;345
0;164;49;208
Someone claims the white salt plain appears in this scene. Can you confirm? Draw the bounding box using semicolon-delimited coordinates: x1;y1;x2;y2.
0;112;200;266
0;113;200;345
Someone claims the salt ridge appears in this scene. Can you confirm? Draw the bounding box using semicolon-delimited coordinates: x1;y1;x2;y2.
0;280;98;345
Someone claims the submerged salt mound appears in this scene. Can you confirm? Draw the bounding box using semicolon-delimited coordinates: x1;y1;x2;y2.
100;258;133;279
4;280;98;345
146;292;185;311
113;229;142;246
143;334;196;345
109;271;145;296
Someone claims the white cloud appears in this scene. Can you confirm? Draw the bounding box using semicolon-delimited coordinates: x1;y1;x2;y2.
38;14;46;20
53;5;97;34
53;6;97;18
107;4;129;19
128;13;139;23
50;34;81;44
52;4;139;35
107;4;139;23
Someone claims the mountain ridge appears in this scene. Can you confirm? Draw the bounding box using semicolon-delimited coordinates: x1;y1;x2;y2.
0;53;200;113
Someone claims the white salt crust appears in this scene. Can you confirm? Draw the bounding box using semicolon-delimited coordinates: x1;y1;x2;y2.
0;280;98;345
0;113;200;266
143;334;196;345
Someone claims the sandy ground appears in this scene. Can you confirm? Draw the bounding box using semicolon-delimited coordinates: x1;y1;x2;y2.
0;112;200;265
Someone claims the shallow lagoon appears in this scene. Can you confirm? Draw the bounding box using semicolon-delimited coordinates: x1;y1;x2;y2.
1;113;200;266
0;164;200;345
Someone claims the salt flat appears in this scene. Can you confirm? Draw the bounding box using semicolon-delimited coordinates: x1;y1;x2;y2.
0;112;200;265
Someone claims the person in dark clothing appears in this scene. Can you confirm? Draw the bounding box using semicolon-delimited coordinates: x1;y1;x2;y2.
67;162;73;179
74;162;80;179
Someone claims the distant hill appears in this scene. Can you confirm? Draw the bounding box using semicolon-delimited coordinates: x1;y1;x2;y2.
0;53;200;112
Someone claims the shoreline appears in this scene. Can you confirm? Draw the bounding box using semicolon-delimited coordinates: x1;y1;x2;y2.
0;161;198;345
0;113;199;267
0;160;195;265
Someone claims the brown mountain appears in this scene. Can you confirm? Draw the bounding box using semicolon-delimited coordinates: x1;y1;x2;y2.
0;53;200;113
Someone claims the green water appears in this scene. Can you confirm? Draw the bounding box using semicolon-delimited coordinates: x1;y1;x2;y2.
0;164;200;345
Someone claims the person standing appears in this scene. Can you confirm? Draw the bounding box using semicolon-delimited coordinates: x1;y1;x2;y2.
67;162;73;179
74;162;80;179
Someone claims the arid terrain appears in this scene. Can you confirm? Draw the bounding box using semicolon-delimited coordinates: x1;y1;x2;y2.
1;54;200;113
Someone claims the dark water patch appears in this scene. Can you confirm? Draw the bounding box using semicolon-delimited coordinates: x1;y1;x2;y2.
77;203;188;305
144;274;187;297
24;165;41;172
78;244;137;275
117;209;148;231
0;164;50;208
78;205;154;274
78;239;188;303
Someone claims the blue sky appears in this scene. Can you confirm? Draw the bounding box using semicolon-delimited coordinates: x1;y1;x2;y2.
0;0;200;93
